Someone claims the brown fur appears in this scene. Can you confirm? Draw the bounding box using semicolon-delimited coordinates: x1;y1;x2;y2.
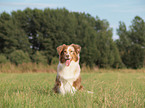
71;44;81;54
53;76;61;93
59;45;68;63
73;76;83;91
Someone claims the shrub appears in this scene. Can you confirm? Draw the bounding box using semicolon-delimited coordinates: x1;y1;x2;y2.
9;50;31;65
0;54;9;64
32;51;48;65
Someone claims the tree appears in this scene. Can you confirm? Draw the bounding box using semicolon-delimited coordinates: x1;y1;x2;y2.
0;12;11;53
116;16;145;68
95;18;122;68
129;16;145;68
0;12;31;54
0;8;126;68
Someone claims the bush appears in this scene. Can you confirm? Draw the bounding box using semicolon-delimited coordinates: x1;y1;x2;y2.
0;54;9;64
32;51;48;65
9;50;31;65
51;57;59;65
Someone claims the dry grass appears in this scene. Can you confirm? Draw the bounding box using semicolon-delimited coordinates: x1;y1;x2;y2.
0;63;144;73
0;63;57;73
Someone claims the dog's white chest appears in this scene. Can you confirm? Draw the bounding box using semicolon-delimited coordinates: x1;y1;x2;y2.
57;61;80;94
59;78;76;95
57;61;80;80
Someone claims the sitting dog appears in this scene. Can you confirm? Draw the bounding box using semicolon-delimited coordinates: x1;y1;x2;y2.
53;44;83;95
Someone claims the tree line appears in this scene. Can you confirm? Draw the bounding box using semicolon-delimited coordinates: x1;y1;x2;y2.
0;8;144;69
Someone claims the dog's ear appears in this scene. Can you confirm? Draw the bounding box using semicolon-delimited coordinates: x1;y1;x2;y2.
57;44;66;55
71;44;81;54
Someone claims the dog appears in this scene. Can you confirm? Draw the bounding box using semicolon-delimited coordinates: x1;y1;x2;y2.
53;44;83;95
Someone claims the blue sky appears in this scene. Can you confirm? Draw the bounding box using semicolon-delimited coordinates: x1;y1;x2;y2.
0;0;145;40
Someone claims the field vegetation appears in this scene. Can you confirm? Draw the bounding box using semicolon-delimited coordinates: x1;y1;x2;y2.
0;67;144;108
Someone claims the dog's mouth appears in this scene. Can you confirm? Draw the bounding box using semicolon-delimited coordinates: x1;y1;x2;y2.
65;59;71;66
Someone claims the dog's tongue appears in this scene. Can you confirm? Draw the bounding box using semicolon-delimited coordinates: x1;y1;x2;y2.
65;60;70;66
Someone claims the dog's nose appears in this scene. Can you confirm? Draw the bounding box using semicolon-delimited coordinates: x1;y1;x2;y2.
66;55;69;58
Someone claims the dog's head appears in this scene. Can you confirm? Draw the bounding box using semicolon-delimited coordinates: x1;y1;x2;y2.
57;44;81;66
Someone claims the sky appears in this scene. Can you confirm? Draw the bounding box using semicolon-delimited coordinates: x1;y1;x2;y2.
0;0;145;40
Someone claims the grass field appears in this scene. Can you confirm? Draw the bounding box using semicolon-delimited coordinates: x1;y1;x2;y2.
0;70;145;108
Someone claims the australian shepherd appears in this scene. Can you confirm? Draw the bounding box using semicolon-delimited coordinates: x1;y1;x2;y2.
53;44;83;95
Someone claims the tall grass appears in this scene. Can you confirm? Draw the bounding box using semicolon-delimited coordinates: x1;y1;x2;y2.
0;72;144;108
0;63;145;73
0;63;57;73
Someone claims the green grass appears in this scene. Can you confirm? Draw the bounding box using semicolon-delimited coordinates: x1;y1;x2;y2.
0;71;145;108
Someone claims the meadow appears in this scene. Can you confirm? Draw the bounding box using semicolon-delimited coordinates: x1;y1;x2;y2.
0;69;145;108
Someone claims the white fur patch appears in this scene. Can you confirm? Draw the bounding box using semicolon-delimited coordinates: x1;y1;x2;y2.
57;60;80;94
